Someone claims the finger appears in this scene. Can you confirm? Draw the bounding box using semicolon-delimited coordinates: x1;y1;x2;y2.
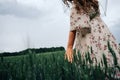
71;54;73;63
65;52;68;60
67;53;70;62
69;52;72;62
70;52;73;63
71;50;74;63
67;53;71;62
65;52;70;62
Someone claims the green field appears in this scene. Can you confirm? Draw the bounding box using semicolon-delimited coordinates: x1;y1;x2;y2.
0;51;66;80
0;49;120;80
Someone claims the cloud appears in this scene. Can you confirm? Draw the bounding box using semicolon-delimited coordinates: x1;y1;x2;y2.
0;0;69;52
108;19;120;43
0;0;119;52
0;33;27;52
100;0;120;43
0;1;40;18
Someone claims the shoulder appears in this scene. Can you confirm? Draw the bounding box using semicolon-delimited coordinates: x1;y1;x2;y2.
71;3;84;15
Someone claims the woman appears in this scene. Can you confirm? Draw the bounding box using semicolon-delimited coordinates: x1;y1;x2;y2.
63;0;120;66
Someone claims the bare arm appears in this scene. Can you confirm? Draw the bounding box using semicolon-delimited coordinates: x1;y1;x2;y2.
65;30;76;63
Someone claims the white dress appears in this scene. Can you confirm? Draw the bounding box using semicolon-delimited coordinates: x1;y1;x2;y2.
70;4;120;66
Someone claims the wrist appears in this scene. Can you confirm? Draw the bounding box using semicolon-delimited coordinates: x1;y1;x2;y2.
67;46;73;49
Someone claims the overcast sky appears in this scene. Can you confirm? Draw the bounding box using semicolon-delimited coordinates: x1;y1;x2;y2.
0;0;120;52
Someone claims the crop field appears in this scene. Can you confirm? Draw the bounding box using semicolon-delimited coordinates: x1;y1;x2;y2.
0;48;120;80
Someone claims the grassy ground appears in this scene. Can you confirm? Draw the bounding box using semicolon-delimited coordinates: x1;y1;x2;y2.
0;51;67;80
0;50;120;80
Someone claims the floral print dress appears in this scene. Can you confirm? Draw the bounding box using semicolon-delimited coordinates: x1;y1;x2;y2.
70;4;120;66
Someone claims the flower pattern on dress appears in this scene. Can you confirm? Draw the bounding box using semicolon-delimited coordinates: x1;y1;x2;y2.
70;5;120;66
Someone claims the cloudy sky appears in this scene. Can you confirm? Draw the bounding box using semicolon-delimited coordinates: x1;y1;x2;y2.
0;0;120;52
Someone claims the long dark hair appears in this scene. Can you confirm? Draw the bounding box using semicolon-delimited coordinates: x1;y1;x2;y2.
62;0;99;14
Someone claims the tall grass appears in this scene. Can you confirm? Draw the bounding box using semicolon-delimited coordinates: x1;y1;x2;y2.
0;42;120;80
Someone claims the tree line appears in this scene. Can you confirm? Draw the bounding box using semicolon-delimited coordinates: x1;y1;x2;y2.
0;46;65;57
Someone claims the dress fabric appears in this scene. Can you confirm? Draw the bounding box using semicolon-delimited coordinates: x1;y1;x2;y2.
70;5;120;66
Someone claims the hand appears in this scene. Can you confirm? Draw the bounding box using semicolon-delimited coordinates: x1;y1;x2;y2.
65;48;74;63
